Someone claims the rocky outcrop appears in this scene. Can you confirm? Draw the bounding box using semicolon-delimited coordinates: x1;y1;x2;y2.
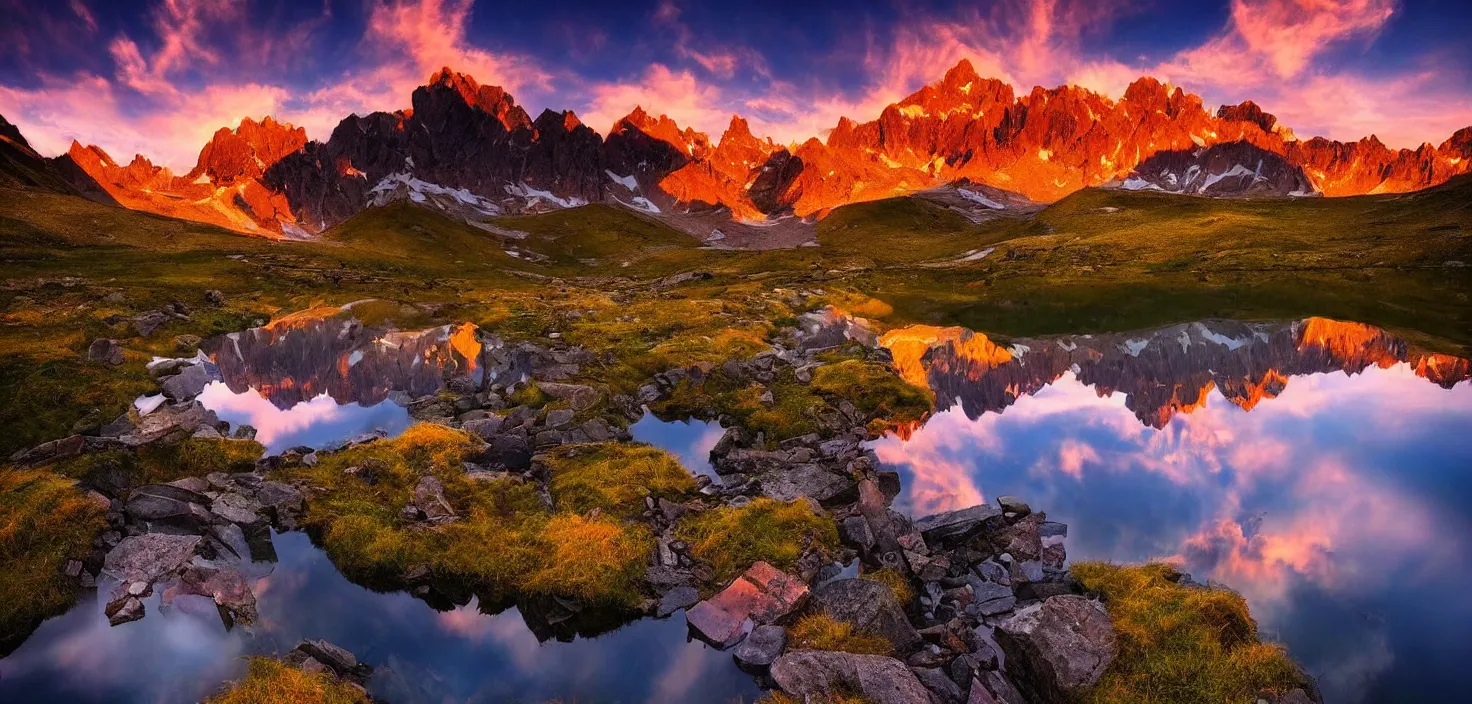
1119;141;1317;197
0;113;114;200
772;650;935;704
39;61;1467;242
686;561;809;647
996;596;1117;702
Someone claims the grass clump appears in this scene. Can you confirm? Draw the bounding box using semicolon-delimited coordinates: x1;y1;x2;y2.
521;514;653;601
0;469;107;652
677;497;838;584
787;613;894;656
548;443;697;517
206;657;367;704
1071;562;1312;704
289;428;677;606
860;568;915;605
810;359;933;424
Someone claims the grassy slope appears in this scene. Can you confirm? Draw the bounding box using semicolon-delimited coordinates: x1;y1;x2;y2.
839;181;1472;353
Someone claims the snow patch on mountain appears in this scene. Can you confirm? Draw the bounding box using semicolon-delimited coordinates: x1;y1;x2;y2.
956;188;1006;209
369;172;502;215
504;182;588;209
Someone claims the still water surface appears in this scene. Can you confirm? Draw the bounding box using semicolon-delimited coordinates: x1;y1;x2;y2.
4;315;1467;703
871;318;1472;703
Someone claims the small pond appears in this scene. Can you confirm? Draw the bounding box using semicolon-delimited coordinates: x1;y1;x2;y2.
870;318;1472;703
0;531;761;703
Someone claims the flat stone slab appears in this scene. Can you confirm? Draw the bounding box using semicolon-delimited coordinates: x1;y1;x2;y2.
686;561;808;647
914;503;1001;543
103;533;201;584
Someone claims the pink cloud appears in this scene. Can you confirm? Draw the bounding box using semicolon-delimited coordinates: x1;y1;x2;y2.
1228;0;1396;78
578;63;734;137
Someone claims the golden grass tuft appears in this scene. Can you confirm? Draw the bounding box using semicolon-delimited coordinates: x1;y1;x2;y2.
206;657;367;704
522;514;653;604
0;469;107;650
787;613;893;656
810;359;933;424
548;444;697;517
1071;562;1312;704
676;497;838;584
860;568;914;606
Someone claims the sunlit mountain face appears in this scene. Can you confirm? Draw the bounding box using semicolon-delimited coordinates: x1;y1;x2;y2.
872;318;1472;702
4;1;1471;240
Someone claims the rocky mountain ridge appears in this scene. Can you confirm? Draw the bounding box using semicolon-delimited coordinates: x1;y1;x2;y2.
6;60;1470;239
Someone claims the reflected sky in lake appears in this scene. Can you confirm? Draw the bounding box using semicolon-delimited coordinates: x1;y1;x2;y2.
198;382;412;454
871;319;1472;704
630;412;724;480
0;532;761;704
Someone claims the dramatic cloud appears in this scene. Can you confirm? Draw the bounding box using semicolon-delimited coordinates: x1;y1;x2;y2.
0;0;1467;169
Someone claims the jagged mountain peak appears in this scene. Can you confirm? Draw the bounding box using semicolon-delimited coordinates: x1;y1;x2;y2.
190;116;308;184
418;66;529;131
1216;100;1277;133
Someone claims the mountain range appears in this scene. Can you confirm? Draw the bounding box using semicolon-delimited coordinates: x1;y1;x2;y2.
4;60;1470;241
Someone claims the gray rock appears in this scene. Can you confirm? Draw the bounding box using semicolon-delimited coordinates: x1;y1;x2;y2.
462;415;505;440
87;339;125;365
812;578;921;652
124;484;211;526
758;464;858;506
290;639;372;679
579;418;616;442
968;580;1017;616
841;516;876;551
914;504;1001;543
771;650;933;704
211;492;264;526
160;363;215;401
179;566;258;625
413;476;456;521
656;586;699;617
996;596;1117;701
995;495;1030;518
974;670;1027;704
256;481;304;525
106;596;145;626
913;665;966;704
733;624;787;667
544;408;575;429
103;533;201;583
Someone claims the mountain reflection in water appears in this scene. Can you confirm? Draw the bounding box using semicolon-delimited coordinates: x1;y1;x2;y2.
0;532;760;704
872;318;1472;703
194;314;490;452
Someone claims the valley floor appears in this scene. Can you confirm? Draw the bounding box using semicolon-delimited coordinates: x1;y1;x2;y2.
1;181;1468;703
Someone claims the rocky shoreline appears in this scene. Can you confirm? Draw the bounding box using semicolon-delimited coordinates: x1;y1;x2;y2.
6;308;1322;703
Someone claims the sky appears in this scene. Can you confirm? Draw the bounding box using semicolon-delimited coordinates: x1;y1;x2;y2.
1;0;1469;172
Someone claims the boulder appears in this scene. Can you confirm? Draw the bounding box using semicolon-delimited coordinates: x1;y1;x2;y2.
544;408;575;429
87;339;125;365
125;484;212;528
102;533;201;583
686;562;809;647
413;475;456;521
463;415;505;440
914;665;966;704
996;495;1030;518
733;624;787;667
256;481;305;526
758;464;858;506
915;504;1001;544
967;579;1017;617
811;578;921;652
656;585;699;617
770;650;933;704
105;596;145;626
211;492;264;526
288;639;372;680
996;596;1117;702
